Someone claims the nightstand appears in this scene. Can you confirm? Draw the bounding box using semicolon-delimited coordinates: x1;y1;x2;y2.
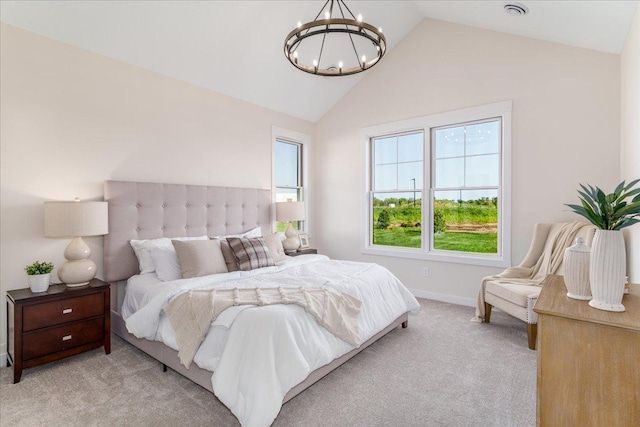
287;248;318;257
6;278;110;383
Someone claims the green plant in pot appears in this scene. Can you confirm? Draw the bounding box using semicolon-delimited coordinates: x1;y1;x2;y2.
25;261;54;293
566;180;640;312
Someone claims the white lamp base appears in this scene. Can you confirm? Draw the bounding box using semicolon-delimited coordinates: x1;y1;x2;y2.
282;222;300;252
58;236;97;287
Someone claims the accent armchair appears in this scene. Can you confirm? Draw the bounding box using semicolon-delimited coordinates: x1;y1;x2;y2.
475;222;596;350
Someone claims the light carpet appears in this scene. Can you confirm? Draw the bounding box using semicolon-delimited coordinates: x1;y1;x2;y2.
0;299;536;426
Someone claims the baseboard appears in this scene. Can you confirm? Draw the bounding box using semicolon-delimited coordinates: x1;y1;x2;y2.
409;288;475;307
0;353;6;367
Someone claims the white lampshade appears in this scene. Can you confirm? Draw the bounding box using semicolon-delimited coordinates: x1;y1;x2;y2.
44;199;108;287
44;200;108;237
276;201;305;222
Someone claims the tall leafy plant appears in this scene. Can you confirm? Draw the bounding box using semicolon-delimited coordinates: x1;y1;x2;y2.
566;180;640;230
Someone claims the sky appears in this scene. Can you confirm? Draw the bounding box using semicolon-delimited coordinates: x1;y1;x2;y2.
373;120;500;201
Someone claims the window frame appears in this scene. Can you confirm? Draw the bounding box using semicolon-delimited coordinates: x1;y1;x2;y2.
272;127;311;234
361;101;512;268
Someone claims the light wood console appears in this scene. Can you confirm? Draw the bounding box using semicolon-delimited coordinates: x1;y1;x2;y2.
534;275;639;426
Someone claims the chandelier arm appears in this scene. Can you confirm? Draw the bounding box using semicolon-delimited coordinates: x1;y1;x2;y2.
335;0;361;66
318;31;328;71
348;31;361;68
338;0;357;20
301;0;331;38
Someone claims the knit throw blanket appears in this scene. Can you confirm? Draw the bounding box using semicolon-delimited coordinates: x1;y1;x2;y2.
164;287;362;368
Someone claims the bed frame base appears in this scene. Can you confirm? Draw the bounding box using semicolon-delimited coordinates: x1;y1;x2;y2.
111;309;409;403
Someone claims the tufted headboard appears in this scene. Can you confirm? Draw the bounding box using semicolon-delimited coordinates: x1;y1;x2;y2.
104;180;271;283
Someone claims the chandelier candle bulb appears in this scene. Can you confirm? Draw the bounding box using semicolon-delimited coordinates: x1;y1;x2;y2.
357;14;362;21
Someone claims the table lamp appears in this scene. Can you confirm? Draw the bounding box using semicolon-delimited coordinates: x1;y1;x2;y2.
276;201;305;252
44;198;108;287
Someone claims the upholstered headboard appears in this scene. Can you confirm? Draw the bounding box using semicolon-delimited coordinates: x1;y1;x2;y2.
104;180;271;283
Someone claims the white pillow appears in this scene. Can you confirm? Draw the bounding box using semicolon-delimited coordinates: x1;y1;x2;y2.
263;232;287;263
130;236;208;274
148;245;183;282
213;226;262;240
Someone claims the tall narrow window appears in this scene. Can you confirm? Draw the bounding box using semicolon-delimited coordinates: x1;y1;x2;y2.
275;139;303;232
371;131;424;248
432;119;501;254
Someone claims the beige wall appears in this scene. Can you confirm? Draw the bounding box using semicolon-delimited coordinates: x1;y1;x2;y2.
314;18;621;303
0;24;314;355
621;6;640;283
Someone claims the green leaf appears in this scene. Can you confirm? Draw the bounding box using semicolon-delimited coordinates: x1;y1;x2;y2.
577;190;599;213
623;178;640;191
614;218;640;231
618;187;640;202
596;188;607;210
567;203;604;228
613;201;627;214
614;181;625;197
616;202;640;217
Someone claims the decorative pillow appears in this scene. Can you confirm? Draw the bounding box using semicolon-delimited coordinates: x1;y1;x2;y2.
172;239;228;279
148;245;183;282
130;236;208;274
227;237;275;271
263;232;287;262
212;227;264;272
218;239;239;273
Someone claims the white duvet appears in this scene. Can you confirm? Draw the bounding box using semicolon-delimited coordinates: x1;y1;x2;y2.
125;255;420;427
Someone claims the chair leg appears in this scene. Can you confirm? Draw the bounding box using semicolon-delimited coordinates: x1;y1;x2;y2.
527;324;537;350
484;303;492;323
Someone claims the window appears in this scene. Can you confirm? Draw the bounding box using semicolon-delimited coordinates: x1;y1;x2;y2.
372;131;424;248
363;102;511;267
272;127;310;233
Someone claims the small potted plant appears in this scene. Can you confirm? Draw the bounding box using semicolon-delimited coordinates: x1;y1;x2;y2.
25;261;54;293
566;179;640;312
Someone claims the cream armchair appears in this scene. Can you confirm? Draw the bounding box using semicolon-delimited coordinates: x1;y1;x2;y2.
475;222;596;350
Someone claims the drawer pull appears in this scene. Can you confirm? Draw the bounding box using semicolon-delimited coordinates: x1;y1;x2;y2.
62;335;72;341
62;308;73;314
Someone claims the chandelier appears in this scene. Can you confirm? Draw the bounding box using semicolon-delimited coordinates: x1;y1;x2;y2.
284;0;387;77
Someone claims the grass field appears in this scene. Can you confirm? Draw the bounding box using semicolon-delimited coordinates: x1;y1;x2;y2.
373;228;498;253
372;199;498;253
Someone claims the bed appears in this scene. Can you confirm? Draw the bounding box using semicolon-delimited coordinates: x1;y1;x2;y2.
105;180;420;427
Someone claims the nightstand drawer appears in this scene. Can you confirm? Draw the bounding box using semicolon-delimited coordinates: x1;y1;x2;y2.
22;293;104;332
22;317;105;360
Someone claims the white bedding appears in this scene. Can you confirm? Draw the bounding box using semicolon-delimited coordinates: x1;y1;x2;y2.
125;255;420;427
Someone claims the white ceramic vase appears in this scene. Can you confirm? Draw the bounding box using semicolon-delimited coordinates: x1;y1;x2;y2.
563;237;591;300
589;229;626;312
28;273;51;293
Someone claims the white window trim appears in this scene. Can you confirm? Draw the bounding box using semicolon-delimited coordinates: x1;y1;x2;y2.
272;126;312;236
361;101;512;268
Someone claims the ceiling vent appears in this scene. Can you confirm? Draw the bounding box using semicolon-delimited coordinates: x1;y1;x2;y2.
504;3;529;16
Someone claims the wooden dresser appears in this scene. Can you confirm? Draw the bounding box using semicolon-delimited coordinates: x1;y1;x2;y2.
6;279;110;383
534;275;640;426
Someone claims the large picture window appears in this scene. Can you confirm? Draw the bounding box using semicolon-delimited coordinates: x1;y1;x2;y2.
363;102;511;267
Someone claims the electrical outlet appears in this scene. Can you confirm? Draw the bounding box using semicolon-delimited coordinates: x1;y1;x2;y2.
422;267;429;277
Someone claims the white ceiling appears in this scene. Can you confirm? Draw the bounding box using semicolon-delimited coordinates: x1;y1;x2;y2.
1;1;637;123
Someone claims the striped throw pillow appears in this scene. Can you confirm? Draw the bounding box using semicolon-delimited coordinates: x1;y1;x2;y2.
227;237;275;271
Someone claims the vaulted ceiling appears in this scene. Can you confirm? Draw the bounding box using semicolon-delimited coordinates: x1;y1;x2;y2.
1;1;637;122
